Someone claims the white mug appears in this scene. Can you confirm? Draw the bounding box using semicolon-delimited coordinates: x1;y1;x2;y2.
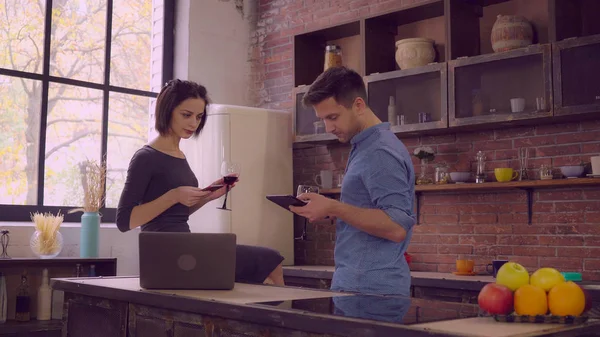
591;156;600;175
510;98;525;113
314;170;333;189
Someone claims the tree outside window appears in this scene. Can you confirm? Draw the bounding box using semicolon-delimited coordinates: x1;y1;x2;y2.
0;0;172;221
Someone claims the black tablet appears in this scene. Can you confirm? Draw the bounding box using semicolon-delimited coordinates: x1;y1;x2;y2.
266;195;307;211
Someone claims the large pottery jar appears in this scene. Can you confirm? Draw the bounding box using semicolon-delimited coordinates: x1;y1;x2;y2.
395;38;435;70
491;15;533;52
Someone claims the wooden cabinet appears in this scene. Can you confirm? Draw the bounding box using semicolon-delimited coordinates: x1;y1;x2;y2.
366;62;448;134
292;85;337;143
293;21;362;88
0;258;117;337
448;44;552;127
290;0;600;144
553;34;600;116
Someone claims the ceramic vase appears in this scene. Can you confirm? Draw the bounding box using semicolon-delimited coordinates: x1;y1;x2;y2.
491;15;533;52
80;212;100;258
395;38;435;70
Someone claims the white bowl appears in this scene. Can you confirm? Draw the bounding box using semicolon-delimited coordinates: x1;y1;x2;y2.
560;165;584;178
450;172;471;183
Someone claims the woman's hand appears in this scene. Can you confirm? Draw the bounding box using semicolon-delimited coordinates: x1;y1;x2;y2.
172;186;211;207
202;177;238;201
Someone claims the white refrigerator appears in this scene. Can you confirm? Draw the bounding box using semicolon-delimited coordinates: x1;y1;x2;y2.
178;104;295;265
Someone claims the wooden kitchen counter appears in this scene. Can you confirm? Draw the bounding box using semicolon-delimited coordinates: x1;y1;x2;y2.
50;276;600;337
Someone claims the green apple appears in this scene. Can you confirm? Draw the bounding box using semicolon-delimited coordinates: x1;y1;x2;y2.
496;262;529;291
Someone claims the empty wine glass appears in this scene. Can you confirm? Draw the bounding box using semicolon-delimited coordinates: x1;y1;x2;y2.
297;184;319;196
218;161;241;211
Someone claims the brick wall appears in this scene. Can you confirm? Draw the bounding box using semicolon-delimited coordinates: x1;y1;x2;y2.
251;0;600;280
292;121;600;280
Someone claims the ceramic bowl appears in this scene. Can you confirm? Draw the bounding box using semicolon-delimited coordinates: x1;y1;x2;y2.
450;172;470;183
560;165;584;178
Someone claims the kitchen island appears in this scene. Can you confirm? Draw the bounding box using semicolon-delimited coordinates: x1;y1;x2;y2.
51;276;600;337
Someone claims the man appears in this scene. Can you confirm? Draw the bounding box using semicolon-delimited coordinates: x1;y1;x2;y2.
289;66;416;297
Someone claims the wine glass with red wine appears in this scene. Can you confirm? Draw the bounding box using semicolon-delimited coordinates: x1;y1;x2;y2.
218;161;241;211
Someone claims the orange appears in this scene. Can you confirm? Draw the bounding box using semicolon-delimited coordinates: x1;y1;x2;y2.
514;285;548;316
548;281;586;316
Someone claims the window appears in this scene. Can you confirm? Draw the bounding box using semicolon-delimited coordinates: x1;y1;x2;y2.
0;0;174;222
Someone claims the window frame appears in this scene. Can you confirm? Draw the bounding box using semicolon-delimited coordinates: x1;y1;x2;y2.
0;0;175;223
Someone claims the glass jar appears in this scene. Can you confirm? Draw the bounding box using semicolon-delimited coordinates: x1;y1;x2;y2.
313;120;325;134
30;230;63;259
435;165;449;184
324;45;343;71
540;164;553;180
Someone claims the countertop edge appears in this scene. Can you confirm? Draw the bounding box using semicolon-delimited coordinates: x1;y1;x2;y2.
49;277;464;337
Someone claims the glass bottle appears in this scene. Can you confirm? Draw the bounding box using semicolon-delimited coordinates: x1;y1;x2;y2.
15;273;30;321
0;271;6;324
475;151;486;183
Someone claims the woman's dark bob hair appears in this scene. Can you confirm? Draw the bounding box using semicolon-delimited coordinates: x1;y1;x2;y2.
154;79;210;137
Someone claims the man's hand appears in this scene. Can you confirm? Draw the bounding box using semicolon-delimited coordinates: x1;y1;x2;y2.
289;192;336;222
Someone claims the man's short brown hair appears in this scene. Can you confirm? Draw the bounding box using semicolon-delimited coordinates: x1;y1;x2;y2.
302;66;367;109
155;79;210;137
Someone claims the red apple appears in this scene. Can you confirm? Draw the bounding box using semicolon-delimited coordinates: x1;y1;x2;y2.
478;283;514;315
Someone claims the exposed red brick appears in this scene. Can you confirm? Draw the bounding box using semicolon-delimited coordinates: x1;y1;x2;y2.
540;257;583;269
557;247;600;258
556;131;600;144
585;236;600;246
437;245;473;254
538;236;584;246
536;123;580;135
584;259;600;271
254;2;600;272
474;139;513;151
459;214;498;224
513;135;556;147
537;190;583;201
459;235;496;245
495;127;535;139
498;235;539;245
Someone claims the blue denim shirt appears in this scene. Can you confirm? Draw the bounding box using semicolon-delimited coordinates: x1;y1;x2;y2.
331;122;416;296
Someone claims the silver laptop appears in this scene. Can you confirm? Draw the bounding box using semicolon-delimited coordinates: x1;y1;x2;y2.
139;232;236;290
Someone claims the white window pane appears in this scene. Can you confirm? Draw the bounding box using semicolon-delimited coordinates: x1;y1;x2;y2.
111;0;163;91
0;0;46;73
50;0;107;83
105;93;154;208
44;83;103;207
0;75;42;205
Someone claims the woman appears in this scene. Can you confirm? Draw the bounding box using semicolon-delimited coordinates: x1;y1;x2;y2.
116;79;285;286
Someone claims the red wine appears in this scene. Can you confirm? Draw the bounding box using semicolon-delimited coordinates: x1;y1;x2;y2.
223;175;238;185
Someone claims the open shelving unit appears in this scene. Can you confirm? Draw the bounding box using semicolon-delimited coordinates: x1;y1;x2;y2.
291;0;600;143
320;177;600;225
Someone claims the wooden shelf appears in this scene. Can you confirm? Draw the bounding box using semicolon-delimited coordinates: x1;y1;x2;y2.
0;319;62;336
415;177;600;191
321;178;600;194
321;178;600;225
0;257;117;267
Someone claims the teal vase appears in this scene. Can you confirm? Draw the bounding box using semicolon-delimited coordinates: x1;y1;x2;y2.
80;212;100;258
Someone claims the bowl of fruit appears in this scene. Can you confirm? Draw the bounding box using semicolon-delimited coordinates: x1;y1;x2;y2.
477;262;592;324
